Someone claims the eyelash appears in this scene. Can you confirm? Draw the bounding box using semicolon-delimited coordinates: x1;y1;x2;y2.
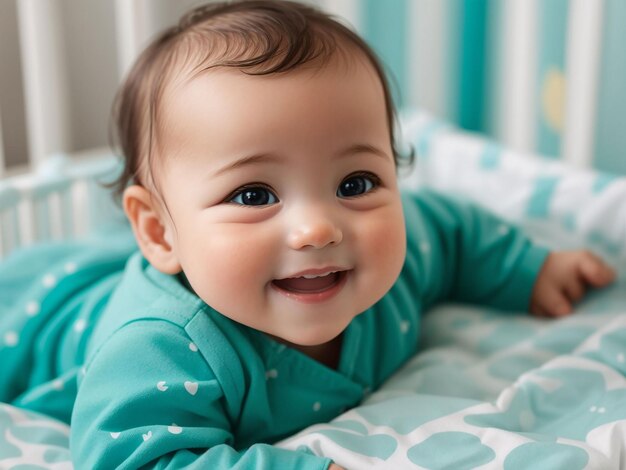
224;183;278;207
337;171;382;198
224;171;382;207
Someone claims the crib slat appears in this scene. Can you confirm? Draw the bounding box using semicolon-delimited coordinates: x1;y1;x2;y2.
0;106;6;176
408;0;450;119
33;197;51;242
59;188;74;240
499;0;538;153
0;209;20;256
71;180;90;239
114;0;156;80
16;0;72;168
318;0;362;31
0;186;20;257
562;1;604;169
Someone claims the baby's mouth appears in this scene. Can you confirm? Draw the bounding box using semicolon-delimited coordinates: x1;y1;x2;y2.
272;271;346;293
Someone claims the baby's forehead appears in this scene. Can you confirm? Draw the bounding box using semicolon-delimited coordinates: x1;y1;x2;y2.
157;56;384;149
165;43;379;102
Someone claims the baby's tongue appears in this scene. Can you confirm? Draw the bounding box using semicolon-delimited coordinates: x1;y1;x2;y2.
273;273;339;293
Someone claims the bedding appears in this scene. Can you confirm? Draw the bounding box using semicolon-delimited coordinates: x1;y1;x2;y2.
1;111;625;469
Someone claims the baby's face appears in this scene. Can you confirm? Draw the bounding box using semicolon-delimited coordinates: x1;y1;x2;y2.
156;55;406;346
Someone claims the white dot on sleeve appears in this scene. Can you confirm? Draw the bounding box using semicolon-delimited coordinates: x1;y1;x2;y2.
4;331;19;347
25;301;40;316
42;274;57;288
64;262;78;274
74;319;87;333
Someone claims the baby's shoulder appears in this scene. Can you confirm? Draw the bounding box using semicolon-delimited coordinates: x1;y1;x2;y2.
86;252;207;357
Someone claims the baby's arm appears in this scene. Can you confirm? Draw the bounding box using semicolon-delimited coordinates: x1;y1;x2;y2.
405;190;550;311
530;250;615;316
404;190;616;314
71;321;331;470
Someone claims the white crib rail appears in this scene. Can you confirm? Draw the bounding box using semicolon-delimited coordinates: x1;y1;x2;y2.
0;150;124;259
0;106;5;177
563;0;604;169
17;0;72;168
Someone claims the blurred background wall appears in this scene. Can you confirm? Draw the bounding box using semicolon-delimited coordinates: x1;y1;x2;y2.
0;0;624;174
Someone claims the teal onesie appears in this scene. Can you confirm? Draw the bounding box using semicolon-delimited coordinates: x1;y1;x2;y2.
0;190;549;469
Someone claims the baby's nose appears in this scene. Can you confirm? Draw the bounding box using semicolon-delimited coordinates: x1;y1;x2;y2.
287;217;343;250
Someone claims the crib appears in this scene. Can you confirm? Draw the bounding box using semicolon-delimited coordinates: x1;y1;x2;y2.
1;0;625;260
1;1;626;468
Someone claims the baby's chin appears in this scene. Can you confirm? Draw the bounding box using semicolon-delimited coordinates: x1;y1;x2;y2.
265;315;357;348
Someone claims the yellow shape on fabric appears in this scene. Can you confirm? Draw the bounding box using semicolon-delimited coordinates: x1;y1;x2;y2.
541;67;566;133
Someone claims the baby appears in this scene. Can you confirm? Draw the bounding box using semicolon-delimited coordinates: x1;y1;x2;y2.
27;1;616;468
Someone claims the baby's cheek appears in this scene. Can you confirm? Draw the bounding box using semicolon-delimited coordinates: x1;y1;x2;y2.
358;209;406;293
181;227;273;308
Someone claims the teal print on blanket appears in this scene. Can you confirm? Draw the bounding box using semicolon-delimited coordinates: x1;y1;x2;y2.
477;323;536;355
313;428;397;460
487;354;545;381
532;326;595;355
504;442;588;470
356;395;478;434
465;367;626;440
592;173;619;193
479;143;502;170
412;120;450;158
407;432;495;469
331;420;369;434
0;409;21;459
0;404;72;466
561;212;576;232
587;231;622;258
381;362;491;402
11;425;68;449
1;465;48;470
583;326;626;374
526;176;559;218
43;448;72;464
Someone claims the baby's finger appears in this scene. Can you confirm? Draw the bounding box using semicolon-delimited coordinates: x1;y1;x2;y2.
537;288;572;317
579;253;616;287
564;278;586;303
530;301;545;317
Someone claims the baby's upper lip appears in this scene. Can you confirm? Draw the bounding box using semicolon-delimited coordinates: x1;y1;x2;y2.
279;266;350;279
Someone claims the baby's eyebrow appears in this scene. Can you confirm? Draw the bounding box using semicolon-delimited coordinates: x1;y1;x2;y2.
214;153;283;176
337;143;390;161
214;143;390;176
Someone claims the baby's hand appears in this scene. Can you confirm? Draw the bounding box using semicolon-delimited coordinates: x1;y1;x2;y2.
530;250;615;317
328;464;345;470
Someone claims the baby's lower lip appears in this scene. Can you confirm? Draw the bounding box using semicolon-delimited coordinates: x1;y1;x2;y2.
270;271;349;304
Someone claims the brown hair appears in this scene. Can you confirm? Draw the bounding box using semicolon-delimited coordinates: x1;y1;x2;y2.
109;0;413;200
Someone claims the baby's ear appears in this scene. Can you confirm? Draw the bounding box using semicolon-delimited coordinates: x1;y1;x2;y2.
123;185;182;274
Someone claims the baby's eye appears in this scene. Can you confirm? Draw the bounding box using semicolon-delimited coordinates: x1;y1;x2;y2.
337;172;380;198
228;186;278;206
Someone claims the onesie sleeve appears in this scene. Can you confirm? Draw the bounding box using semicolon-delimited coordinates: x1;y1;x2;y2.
71;320;331;470
403;190;549;312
